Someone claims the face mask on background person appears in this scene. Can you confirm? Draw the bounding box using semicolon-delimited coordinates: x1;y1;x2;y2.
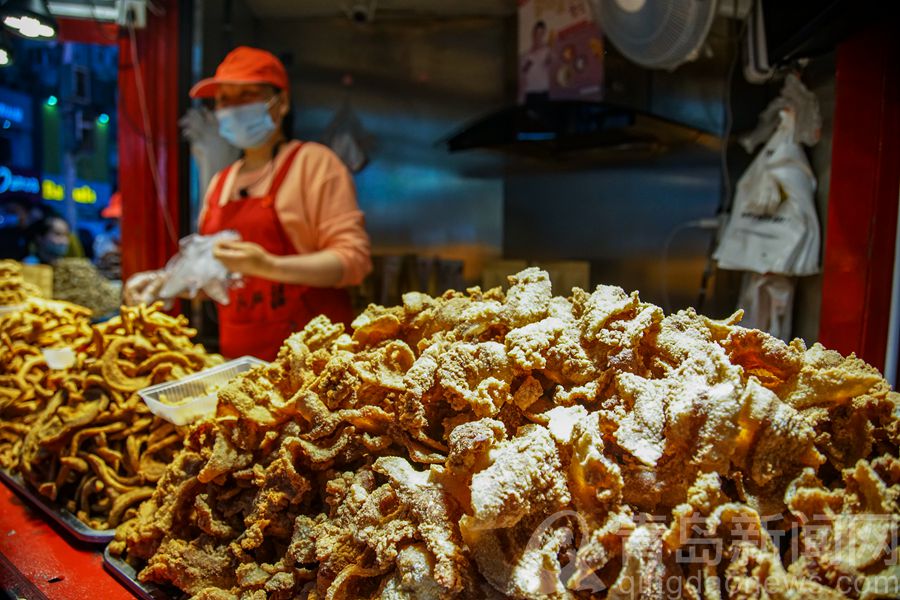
215;99;277;149
39;240;69;262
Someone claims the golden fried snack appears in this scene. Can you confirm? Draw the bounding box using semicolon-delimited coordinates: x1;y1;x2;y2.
1;301;221;531
0;260;33;306
111;268;900;599
0;297;94;469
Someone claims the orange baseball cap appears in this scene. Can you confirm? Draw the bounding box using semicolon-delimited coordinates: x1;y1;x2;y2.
189;46;289;98
101;191;121;219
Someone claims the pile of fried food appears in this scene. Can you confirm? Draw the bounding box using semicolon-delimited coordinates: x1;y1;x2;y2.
111;268;900;599
0;297;92;468
0;300;222;530
0;260;40;306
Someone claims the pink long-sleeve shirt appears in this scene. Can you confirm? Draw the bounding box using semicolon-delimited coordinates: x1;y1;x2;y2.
200;140;372;287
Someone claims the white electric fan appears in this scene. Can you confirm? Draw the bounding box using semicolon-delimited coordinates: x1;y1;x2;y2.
591;0;719;70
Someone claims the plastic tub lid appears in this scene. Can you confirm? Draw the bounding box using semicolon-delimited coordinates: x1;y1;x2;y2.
138;356;267;426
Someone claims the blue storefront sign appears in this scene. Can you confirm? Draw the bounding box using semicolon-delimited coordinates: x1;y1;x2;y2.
0;165;40;198
0;101;25;126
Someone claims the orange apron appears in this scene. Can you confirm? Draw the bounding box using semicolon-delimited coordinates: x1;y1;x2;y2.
200;143;353;360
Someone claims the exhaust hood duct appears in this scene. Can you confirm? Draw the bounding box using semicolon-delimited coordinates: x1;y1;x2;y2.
444;100;718;160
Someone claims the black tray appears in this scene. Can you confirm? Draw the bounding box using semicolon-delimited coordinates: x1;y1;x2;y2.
102;546;175;600
0;468;115;544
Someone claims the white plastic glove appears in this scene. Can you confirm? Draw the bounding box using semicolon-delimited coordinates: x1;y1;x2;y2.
179;107;241;200
123;270;167;306
158;231;241;305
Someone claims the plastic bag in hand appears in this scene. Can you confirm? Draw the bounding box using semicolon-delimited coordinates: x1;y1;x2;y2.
159;230;241;304
124;270;166;306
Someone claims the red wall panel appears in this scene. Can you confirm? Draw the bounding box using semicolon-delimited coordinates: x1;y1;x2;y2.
819;24;900;371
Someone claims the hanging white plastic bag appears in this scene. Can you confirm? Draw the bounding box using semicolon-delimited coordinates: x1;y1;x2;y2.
737;273;795;341
739;73;822;153
323;100;371;173
158;230;242;305
714;109;820;276
179;107;241;201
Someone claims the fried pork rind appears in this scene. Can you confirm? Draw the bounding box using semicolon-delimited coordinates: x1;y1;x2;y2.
112;268;900;599
1;301;221;530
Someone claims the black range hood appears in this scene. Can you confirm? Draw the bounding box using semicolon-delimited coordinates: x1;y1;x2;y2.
444;101;720;160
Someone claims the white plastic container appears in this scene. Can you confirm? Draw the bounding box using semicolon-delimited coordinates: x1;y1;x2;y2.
138;356;267;426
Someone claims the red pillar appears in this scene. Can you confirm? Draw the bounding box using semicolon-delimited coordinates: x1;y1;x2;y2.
117;0;181;279
818;23;900;371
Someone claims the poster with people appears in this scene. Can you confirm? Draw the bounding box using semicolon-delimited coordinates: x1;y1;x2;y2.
518;0;605;104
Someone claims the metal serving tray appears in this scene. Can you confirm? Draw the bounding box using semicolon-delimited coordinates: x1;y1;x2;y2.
102;545;179;600
138;356;267;426
0;468;115;544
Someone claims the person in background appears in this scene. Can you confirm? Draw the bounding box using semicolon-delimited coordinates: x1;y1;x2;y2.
0;197;39;260
27;212;72;265
94;191;122;280
125;46;372;360
521;20;552;104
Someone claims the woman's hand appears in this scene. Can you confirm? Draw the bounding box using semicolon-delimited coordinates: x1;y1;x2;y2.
213;240;273;278
123;270;166;305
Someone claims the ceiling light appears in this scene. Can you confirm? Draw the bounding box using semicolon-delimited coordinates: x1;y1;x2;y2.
2;0;58;40
0;46;11;68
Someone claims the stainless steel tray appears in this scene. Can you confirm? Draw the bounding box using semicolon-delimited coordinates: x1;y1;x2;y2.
102;545;177;600
0;468;115;544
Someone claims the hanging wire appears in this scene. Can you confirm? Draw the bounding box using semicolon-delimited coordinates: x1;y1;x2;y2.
661;217;721;314
696;0;753;311
718;0;753;212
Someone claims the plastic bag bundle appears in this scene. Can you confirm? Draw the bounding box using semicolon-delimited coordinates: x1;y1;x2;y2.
737;273;795;341
323;100;371;173
158;230;241;305
739;73;822;153
179;107;241;202
714;109;820;276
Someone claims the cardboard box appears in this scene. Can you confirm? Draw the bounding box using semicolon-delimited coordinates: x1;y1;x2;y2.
21;264;53;298
481;260;529;291
531;260;591;296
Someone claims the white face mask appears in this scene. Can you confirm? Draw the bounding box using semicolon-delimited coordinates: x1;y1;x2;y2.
215;98;277;149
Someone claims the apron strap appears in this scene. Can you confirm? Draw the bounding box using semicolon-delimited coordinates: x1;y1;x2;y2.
211;163;236;209
200;163;235;233
267;142;305;197
263;142;306;253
